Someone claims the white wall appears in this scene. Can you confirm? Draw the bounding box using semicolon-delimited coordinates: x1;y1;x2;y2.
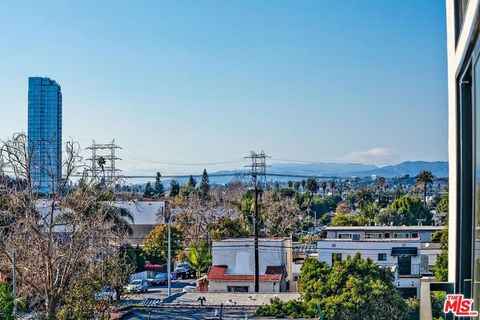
208;280;282;293
318;240;422;267
446;0;480;283
212;239;290;275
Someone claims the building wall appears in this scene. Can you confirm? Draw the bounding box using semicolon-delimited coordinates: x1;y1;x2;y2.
212;238;291;278
446;0;480;285
208;280;283;293
325;228;439;242
318;239;430;298
318;240;423;267
28;77;62;194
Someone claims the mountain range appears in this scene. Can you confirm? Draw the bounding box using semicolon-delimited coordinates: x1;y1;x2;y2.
213;161;448;182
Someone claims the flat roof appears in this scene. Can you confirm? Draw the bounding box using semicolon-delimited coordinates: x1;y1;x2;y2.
324;226;444;231
214;238;290;242
320;238;422;243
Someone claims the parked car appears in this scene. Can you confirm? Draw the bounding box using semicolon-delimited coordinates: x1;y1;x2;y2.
174;263;194;279
182;285;196;293
125;279;148;293
152;273;168;286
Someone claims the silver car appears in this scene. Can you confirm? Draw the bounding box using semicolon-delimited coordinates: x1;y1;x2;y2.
125;279;148;293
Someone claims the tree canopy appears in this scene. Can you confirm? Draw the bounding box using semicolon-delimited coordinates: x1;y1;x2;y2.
142;225;182;264
256;254;411;320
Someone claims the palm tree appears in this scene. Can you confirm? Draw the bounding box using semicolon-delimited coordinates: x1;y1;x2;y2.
416;170;434;207
186;242;212;278
105;206;134;236
376;177;386;204
321;182;327;197
356;188;374;210
329;180;336;195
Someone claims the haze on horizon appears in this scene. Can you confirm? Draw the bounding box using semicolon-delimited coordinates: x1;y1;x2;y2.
0;1;447;175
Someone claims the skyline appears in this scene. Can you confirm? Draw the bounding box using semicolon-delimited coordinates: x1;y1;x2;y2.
0;1;447;175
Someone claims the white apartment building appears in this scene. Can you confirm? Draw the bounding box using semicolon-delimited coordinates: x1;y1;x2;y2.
318;226;442;298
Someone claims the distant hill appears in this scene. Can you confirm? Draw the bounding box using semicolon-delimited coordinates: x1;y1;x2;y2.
211;160;448;182
362;161;448;178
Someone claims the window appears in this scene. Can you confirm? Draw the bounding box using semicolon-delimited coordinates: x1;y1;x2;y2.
455;0;469;42
393;233;409;239
411;233;418;238
227;286;249;293
338;233;352;239
378;253;387;261
352;234;360;241
332;253;342;264
384;233;390;238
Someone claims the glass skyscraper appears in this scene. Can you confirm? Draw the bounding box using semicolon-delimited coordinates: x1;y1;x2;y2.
28;77;62;194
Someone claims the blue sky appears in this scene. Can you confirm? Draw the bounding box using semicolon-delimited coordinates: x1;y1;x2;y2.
0;1;447;175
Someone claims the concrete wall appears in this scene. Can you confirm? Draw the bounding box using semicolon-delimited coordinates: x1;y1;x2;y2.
212;238;291;277
208;280;283;293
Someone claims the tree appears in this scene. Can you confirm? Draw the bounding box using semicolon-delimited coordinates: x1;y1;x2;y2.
434;227;448;281
0;133;130;319
435;190;449;214
208;215;250;240
142;224;182;264
262;190;302;237
170;179;180;197
257;255;409;320
416;170;434;206
187;175;197;188
356;187;374;210
331;214;365;226
186;242;212;278
305;178;319;194
0;282;24;320
287;181;293;188
97;156;106;177
293;181;301;192
154;172;165;197
199;169;210;198
329;180;336;195
144;181;154;198
321;181;327;196
376;196;432;226
376;177;386;204
301;179;306;191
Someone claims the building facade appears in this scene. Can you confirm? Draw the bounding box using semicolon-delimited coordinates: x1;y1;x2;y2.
28;77;62;194
318;226;442;298
446;0;480;314
207;238;293;293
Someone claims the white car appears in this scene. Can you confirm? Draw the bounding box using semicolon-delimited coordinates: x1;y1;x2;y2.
182;285;196;293
125;279;148;293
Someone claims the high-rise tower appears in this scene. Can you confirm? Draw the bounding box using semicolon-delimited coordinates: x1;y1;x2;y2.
28;77;62;194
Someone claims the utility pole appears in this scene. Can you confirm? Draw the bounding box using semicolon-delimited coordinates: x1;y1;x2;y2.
167;201;172;296
12;250;17;319
306;206;314;229
245;151;268;293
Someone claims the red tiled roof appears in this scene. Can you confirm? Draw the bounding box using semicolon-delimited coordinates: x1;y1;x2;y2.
207;265;283;282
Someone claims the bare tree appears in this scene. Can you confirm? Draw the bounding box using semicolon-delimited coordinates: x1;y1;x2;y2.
262;190;302;237
0;133;131;319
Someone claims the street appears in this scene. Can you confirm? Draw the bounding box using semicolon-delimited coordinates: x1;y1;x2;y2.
121;279;195;305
